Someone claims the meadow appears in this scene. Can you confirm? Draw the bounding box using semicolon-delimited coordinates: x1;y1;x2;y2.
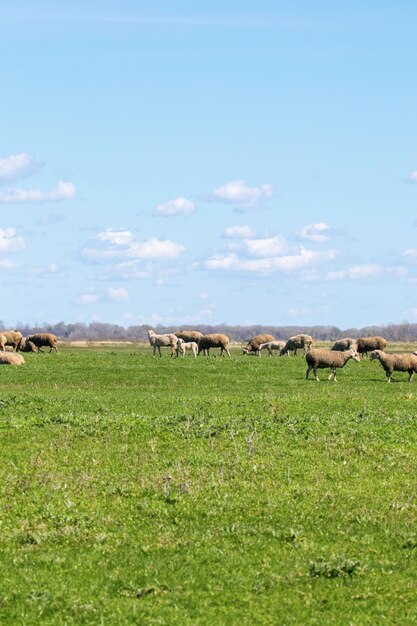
1;344;417;624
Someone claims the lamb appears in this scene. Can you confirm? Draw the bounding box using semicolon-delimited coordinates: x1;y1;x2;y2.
331;338;358;352
306;347;360;382
174;330;204;343
370;350;417;382
18;338;38;353
198;333;231;357
0;352;25;365
356;336;387;358
258;340;286;356
176;338;198;358
281;334;313;356
242;334;275;356
25;333;59;353
0;330;23;352
147;329;178;357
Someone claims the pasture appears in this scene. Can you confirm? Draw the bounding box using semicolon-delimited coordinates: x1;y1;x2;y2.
1;344;417;624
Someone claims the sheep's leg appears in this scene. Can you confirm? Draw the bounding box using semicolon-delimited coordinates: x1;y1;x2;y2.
157;345;162;357
386;371;391;382
313;368;320;382
408;371;414;382
306;366;311;379
225;348;231;357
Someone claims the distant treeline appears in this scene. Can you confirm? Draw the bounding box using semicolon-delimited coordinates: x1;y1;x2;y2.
3;321;417;342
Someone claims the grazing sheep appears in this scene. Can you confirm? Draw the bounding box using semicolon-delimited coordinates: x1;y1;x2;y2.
174;330;204;343
242;334;275;356
370;350;417;382
259;340;286;356
281;334;313;356
356;336;387;358
18;338;38;353
331;338;358;352
0;352;25;365
176;338;198;358
0;330;23;352
306;347;360;382
26;333;59;354
198;333;231;357
147;330;178;357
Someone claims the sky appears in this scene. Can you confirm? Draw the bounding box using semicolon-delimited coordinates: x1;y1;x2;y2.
1;1;417;329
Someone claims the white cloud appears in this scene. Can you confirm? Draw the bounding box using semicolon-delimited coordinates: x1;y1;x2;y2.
108;287;129;301
75;294;100;305
223;225;255;239
82;230;185;265
326;264;381;281
0;259;16;269
0;180;76;203
211;180;273;209
0;153;41;184
205;247;337;274
404;248;417;261
0;227;25;252
243;235;288;257
128;238;184;259
97;229;135;246
296;222;331;242
154;197;195;216
408;171;417;183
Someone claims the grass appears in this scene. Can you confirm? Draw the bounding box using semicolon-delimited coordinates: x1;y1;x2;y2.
1;344;417;624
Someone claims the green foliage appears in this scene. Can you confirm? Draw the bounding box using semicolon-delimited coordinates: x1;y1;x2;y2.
1;345;417;623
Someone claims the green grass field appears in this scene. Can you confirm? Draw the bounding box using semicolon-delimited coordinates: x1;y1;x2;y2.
1;344;417;624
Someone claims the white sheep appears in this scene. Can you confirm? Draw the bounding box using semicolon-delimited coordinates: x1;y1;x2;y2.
176;338;198;358
147;330;178;357
0;352;25;365
281;334;313;356
258;340;286;356
331;338;358;352
370;350;417;382
306;347;360;382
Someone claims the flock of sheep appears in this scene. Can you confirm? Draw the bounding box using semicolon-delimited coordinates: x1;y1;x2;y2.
147;329;417;383
0;331;59;366
1;326;416;383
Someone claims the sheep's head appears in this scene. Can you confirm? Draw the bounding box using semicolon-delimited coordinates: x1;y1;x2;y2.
348;348;361;362
370;350;382;361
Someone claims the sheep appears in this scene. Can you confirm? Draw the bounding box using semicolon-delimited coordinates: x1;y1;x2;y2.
356;336;387;358
331;338;358;352
0;352;25;365
198;333;231;357
147;329;178;357
18;338;38;353
174;330;204;343
25;333;59;353
0;334;6;351
370;350;417;382
0;330;23;352
176;338;198;358
258;340;286;356
281;334;313;356
306;347;360;382
242;334;275;356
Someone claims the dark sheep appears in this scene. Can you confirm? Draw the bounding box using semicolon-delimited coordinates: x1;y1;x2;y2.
198;333;231;357
26;333;59;353
242;334;275;356
356;336;387;358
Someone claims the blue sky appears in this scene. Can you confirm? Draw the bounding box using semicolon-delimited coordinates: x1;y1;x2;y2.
1;1;417;328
